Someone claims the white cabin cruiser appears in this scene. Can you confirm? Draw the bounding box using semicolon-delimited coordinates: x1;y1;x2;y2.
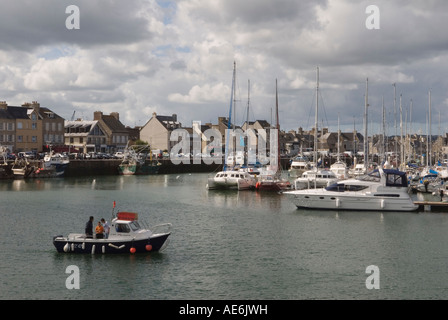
284;168;418;212
288;156;311;178
53;211;171;254
206;170;257;190
294;169;339;190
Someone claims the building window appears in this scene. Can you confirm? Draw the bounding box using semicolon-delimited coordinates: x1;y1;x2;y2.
7;123;14;131
18;136;23;142
17;122;23;129
32;136;37;143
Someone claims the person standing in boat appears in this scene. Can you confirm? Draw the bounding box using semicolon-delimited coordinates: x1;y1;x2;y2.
85;216;94;238
95;221;104;239
101;218;110;239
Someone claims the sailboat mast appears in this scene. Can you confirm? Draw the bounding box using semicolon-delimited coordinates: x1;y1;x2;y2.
337;113;340;162
429;89;432;166
314;67;319;169
224;61;236;171
400;93;403;169
364;78;369;170
276;79;280;173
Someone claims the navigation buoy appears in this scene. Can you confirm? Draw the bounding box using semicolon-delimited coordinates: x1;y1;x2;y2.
145;244;152;252
130;247;136;254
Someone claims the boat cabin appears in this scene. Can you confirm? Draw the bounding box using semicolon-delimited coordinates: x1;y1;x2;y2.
359;169;408;187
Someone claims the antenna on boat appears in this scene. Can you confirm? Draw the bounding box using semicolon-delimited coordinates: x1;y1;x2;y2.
111;200;116;220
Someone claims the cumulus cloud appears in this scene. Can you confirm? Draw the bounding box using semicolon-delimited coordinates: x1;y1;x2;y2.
1;0;448;133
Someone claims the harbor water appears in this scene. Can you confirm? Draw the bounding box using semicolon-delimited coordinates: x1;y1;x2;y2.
1;173;448;300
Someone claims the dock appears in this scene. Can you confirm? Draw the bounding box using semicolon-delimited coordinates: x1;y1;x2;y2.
414;201;448;213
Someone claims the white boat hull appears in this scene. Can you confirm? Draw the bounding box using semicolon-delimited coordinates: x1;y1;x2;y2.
285;189;418;212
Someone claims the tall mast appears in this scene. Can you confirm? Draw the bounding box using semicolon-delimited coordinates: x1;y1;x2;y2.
314;67;319;169
224;61;236;171
400;93;403;169
393;83;397;166
337;113;340;162
364;78;369;169
382;96;386;164
429;89;432;166
275;79;280;174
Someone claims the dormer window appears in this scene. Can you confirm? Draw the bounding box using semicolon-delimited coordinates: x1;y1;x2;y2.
31;113;37;121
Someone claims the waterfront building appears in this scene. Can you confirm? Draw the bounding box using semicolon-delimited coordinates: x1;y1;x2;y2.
0;101;64;154
93;111;129;153
139;113;181;152
65;119;107;153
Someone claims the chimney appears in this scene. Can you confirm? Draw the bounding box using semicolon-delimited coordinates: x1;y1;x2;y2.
0;101;7;110
110;112;119;121
94;111;103;120
172;114;177;122
152;112;157;118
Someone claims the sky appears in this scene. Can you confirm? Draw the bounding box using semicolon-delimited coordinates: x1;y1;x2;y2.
1;0;448;136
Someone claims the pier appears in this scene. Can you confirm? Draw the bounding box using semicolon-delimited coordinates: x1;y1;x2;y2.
414;201;448;213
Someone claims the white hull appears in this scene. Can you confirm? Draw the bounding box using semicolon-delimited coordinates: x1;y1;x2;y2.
206;171;256;190
285;188;418;211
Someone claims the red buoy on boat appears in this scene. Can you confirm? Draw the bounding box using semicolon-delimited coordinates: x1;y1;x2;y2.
130;247;136;254
145;244;152;251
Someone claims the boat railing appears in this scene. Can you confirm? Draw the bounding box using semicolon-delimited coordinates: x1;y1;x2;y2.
150;222;172;235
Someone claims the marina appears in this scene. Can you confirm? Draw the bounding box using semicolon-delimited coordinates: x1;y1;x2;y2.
2;172;448;300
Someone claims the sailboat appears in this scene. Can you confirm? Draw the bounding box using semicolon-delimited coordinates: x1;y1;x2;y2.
294;67;339;189
255;79;291;192
206;61;257;191
330;114;349;179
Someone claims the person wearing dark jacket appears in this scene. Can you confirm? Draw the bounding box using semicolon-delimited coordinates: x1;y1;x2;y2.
85;216;94;238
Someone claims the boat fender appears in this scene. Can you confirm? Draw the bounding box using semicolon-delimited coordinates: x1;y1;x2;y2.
256;182;260;189
336;198;341;208
63;243;70;252
91;245;95;254
102;245;105;254
380;199;385;209
82;243;85;250
71;243;75;251
130;247;136;254
145;244;152;251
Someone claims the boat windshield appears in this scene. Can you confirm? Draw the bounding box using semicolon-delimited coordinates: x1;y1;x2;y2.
325;183;368;192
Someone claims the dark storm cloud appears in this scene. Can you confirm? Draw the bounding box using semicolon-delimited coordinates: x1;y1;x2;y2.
0;0;150;51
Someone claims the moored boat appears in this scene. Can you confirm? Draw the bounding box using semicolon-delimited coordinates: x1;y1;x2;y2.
206;170;257;190
284;168;418;212
53;210;172;254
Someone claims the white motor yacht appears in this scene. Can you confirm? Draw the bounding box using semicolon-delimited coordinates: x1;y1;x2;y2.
288;155;311;178
206;170;257;190
330;160;349;180
294;168;339;190
284;168;418;212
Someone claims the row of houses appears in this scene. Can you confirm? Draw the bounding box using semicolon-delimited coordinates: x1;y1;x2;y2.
1;100;446;162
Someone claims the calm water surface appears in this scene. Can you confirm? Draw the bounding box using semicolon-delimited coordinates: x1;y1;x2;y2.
1;173;448;300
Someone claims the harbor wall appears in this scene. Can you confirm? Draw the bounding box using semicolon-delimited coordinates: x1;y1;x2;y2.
65;158;292;176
